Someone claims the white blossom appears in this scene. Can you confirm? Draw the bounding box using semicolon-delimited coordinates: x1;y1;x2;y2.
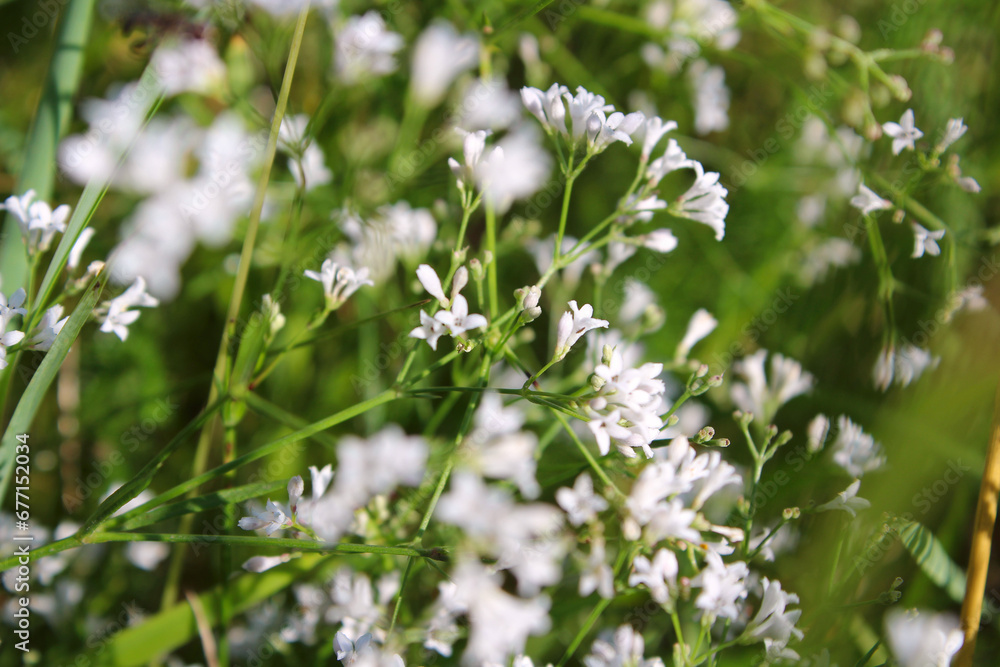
830;415;885;477
849;183;892;215
584;624;665;667
304;259;373;310
67;227;95;271
643;229;679;253
674;163;728;240
689;59;730;135
894;344;940;386
731;349;814;423
807;414;830;453
640;116;678;161
411;22;478;106
334;12;404;84
742;577;803;655
26;305;68;351
690;550;749;622
885;609;963;667
554;301;609;361
556;473;609;526
911;222;945;258
937;117;968;152
579;536;615;599
817;479;871;517
629;548;678;606
237;499;291;536
1;190;70;255
151;38;226;97
520;83;569;136
97;277;160;341
882;109;923;155
676;308;717;360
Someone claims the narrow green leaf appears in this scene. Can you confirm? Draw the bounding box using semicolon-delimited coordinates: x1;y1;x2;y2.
110;479;287;531
79;397;226;535
0;0;96;289
0;271;106;503
895;519;966;603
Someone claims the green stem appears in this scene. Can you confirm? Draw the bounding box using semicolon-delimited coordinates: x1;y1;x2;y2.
554;154;577;264
484;196;499;318
552;409;625;498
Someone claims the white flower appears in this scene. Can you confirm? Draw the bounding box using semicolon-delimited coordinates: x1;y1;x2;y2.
873;346;896;391
237;499;291;536
894;344;939;386
151;38;226;97
676;308;717;360
459;78;522;131
674;163;728;240
731;349;814;423
807;414;830;453
817;479;871;517
584;624;664;667
334;12;404;84
586;109;646;152
830;415;885;477
641;116;678;161
885;609;963;667
690;550;749;622
333;631;374;665
911;222;945;258
0;319;26;371
629;549;678;606
410;22;478;106
26;305;68;351
850;183;893;215
67;227;95;271
409;310;449;351
448;129;492;191
742;577;803;651
476;126;553;212
554;301;609;361
563;86;614;142
642;228;678;253
98;277;160;342
689;59;730;135
520;83;569;136
1;189;71;255
646;497;701;544
243;554;293;573
0;288;27;328
555;473;609;526
290;145;333;191
882;109;923;155
125;541;170;571
587;349;668;458
937;118;968;152
943;284;988;322
304;259;373;310
579;536;615;599
646;138;696;186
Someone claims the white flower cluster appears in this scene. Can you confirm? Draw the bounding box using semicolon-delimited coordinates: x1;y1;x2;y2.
1;190;70;257
409;265;488;351
521;84;645;154
585;347;668;458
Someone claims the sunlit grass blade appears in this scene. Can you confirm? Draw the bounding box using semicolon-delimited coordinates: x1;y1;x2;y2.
0;270;106;504
0;0;96;289
894;518;967;604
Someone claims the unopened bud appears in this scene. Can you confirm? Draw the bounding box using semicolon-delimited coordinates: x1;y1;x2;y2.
782;507;801;520
694;426;715;444
469;258;485;281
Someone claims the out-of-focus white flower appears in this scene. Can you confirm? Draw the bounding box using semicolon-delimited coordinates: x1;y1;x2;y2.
1;190;71;255
243;553;293;573
730;349;814;423
937;118;968;153
67;227;95;271
555;473;608;526
817;479;871;517
237;499;291;536
338;203;437;284
894;344;940;386
943;284;988;322
0;320;25;371
741;577;803;655
642;228;679;254
304;259;373;310
689;59;730;135
477;126;553;212
807;414;830;453
885;609;963;667
411;22;478;106
690;550;749;622
873;346;896;391
629;549;678;606
850;183;892;215
830;415;885;477
26;305;68;351
125;542;170;571
674;163;728;240
554;301;609;361
799;238;861;285
97;277;160;341
0;288;27;328
460;78;522;131
882;109;923;155
911;222;945;258
151;38;226;97
334;12;404;84
676;308;717;360
448;129;492;192
584;624;665;667
579;536;615;599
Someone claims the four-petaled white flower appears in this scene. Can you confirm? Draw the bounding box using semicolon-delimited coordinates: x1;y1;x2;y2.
586;109;646;152
0;319;25;371
830;415;885;477
850;183;893;215
410;265;487;351
629;549;679;606
98;277;160;342
304;258;373;310
742;577;804;655
937;117;968;153
333;630;374;665
676;308;717;360
690;550;749;622
911;222;945;258
410;310;449;351
0;288;27;328
882;109;923;155
817;479;871;518
555;473;609;526
237;499;291;536
26;305;69;351
555;301;609;361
